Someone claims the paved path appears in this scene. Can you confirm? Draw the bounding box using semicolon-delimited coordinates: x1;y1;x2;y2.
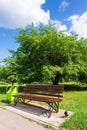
0;108;49;130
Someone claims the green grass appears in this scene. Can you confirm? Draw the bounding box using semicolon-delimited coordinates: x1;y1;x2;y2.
60;91;87;130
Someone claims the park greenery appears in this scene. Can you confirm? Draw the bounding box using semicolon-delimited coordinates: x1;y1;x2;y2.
0;22;87;129
0;85;87;130
0;22;87;85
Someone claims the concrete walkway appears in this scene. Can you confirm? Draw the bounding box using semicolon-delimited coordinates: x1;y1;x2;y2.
0;108;49;130
5;103;73;130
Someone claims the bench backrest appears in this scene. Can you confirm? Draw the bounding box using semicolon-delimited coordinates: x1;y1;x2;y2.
23;84;64;99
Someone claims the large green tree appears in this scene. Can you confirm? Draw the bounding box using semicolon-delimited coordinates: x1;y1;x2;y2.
3;23;87;84
14;24;70;83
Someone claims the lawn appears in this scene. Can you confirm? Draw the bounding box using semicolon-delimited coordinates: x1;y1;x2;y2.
60;91;87;130
0;84;87;130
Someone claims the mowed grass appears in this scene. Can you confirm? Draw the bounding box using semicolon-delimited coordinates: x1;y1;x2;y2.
60;91;87;130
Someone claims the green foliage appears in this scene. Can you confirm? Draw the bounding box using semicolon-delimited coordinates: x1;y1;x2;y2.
0;57;18;84
41;65;62;82
1;23;87;84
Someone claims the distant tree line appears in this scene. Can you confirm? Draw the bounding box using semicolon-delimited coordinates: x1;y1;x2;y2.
0;22;87;85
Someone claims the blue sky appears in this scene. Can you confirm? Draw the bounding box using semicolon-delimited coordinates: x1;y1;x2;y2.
0;0;87;63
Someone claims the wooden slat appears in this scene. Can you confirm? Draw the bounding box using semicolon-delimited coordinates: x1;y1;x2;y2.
24;84;64;93
14;94;62;103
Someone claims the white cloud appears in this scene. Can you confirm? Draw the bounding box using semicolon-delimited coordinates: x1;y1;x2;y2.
51;20;67;31
0;0;50;29
51;20;69;36
59;0;70;12
68;12;87;38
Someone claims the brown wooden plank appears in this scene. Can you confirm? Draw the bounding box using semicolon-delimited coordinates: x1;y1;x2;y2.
13;94;62;103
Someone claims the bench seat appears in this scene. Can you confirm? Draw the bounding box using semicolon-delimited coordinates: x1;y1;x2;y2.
14;94;62;103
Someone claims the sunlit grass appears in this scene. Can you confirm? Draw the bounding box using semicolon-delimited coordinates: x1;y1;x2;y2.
60;91;87;130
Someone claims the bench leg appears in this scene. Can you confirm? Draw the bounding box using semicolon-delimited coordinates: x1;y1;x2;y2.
13;98;18;107
14;97;26;106
43;102;59;118
47;102;59;113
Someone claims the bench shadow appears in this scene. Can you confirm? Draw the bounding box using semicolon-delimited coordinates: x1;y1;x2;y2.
12;103;48;117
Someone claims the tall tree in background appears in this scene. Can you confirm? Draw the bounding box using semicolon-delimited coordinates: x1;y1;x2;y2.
2;23;87;84
14;23;70;83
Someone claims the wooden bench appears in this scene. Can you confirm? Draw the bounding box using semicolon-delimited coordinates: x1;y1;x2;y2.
13;84;64;118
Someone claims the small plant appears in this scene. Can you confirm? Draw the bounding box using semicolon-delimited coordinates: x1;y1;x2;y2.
44;123;55;130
